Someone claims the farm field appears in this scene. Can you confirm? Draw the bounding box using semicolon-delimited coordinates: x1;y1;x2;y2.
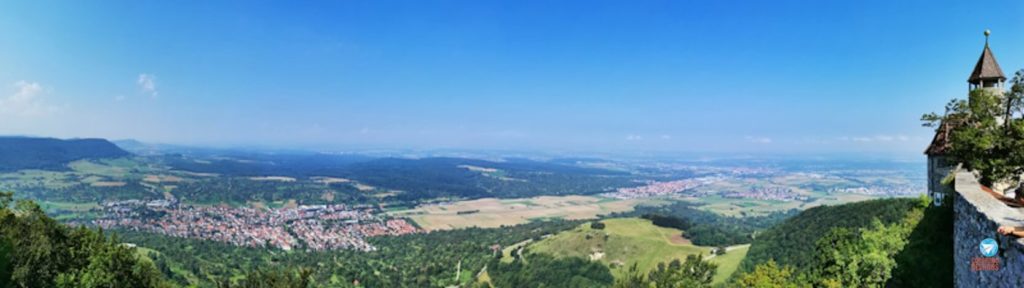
391;196;661;231
525;217;747;284
692;192;879;217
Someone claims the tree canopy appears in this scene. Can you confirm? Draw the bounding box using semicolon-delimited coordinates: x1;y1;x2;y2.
922;69;1024;186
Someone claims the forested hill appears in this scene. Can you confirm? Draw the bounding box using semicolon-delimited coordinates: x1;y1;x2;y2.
0;137;130;172
162;155;635;201
734;197;953;287
0;191;167;287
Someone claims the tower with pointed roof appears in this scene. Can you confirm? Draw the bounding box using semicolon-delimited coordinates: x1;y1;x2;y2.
925;30;1008;206
967;30;1006;92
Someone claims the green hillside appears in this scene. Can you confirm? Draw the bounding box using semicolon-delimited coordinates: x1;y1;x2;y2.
735;196;953;287
0;191;167;287
524;218;748;285
739;197;921;273
0;137;130;172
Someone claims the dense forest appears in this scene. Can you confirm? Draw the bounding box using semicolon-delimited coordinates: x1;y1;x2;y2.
617;201;798;246
161;155;636;203
739;197;923;272
0;137;129;172
0;191;167;287
734;196;952;287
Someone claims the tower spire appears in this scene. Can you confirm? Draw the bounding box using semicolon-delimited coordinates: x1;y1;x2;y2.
968;29;1006;89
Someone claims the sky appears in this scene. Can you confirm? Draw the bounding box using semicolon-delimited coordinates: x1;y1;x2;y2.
1;1;1023;156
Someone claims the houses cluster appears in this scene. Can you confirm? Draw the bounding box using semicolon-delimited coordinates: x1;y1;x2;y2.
601;177;722;199
94;202;418;251
722;186;807;202
828;184;922;197
291;218;417;251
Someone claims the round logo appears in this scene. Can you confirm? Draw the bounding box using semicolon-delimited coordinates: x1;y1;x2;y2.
980;238;998;257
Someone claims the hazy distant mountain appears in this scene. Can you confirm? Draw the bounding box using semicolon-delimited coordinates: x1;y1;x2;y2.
0;137;130;172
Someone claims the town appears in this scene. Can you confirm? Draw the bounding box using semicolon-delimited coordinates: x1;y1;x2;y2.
93;200;418;251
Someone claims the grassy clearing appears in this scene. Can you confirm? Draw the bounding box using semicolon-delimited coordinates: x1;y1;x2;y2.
527;218;715;280
524;217;749;285
709;244;750;284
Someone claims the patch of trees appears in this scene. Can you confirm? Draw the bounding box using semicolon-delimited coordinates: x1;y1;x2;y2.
172;177;372;205
921;72;1024;186
613;254;718;288
15;181;159;203
0;137;130;172
619;201;797;247
481;254;614;288
642;214;692;230
737;197;923;274
590;221;606;229
0;191;167;287
734;196;951;287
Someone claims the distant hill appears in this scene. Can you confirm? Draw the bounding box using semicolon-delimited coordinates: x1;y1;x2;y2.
162;154;635;201
0;137;130;172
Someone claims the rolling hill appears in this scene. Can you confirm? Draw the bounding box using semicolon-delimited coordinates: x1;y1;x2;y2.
522;217;749;285
0;137;130;172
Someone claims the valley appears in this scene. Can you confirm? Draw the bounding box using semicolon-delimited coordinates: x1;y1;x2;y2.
0;137;931;287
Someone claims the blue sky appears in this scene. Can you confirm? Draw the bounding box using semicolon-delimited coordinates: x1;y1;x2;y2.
1;1;1022;156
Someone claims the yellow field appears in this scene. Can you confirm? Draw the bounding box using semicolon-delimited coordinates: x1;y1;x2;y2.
392;195;661;231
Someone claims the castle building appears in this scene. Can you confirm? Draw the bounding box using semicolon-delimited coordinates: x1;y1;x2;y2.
926;30;1006;206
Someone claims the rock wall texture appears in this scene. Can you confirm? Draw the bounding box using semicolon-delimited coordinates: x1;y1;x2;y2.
954;172;1024;287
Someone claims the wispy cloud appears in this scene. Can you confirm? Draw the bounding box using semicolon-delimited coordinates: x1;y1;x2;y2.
137;73;158;98
625;134;644;141
745;136;773;144
0;81;62;117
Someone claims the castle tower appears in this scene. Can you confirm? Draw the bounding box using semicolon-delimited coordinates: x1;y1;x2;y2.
926;30;1008;206
967;29;1006;92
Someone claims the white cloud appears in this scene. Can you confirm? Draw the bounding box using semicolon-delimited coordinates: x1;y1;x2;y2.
137;73;158;98
660;134;672;140
0;81;61;117
625;134;644;141
745;136;773;144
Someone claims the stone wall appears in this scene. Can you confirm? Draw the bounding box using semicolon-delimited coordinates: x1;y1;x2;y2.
953;172;1024;287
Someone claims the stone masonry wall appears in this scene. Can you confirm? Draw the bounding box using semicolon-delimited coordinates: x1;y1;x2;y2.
953;172;1024;287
